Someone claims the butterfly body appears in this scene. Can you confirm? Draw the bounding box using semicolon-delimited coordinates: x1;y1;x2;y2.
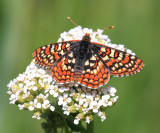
74;34;91;80
33;33;144;89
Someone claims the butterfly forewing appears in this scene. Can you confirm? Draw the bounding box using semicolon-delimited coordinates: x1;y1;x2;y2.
92;42;144;77
33;41;77;68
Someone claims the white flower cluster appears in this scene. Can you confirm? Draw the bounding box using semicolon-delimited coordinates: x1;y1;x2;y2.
7;26;122;125
7;60;118;124
7;61;55;119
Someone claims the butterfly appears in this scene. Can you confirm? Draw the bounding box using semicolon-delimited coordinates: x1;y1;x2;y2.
33;33;144;89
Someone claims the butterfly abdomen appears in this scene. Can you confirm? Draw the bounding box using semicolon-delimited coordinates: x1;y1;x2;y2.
74;40;90;80
74;66;83;80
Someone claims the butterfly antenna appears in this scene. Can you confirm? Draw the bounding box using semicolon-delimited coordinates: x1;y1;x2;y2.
102;26;115;30
67;17;78;27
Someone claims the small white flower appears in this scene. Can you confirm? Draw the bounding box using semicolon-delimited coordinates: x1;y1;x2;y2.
112;96;119;103
79;98;85;105
18;104;24;110
107;86;117;96
83;102;88;108
49;89;54;95
86;93;93;101
32;86;37;91
82;107;89;114
102;95;110;100
126;49;135;55
64;110;70;115
38;69;46;75
44;100;49;104
16;74;25;81
49;85;59;97
86;116;91;124
98;112;106;122
74;119;80;125
89;101;99;113
34;99;37;103
23;85;28;93
50;106;55;111
24;80;31;86
58;87;65;93
67;97;72;103
81;92;86;98
42;100;50;109
28;106;34;111
63;93;68;98
36;103;41;109
19;83;23;88
10;94;16;99
32;112;41;119
108;101;113;106
30;81;35;85
9;94;18;104
58;96;64;106
7;91;12;95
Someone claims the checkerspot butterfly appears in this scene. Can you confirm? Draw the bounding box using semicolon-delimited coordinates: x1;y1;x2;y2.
33;33;144;89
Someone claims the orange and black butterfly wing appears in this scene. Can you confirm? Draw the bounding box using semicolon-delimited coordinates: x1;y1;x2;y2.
91;42;144;77
33;41;79;68
50;50;77;84
51;47;110;89
78;50;110;89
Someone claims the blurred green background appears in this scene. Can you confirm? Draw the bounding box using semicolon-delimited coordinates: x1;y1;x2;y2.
0;0;160;133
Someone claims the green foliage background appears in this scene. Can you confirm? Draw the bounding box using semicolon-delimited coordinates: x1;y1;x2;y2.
0;0;160;133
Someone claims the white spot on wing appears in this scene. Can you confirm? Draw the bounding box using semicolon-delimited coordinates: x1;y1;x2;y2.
85;60;89;65
110;49;115;57
57;43;62;51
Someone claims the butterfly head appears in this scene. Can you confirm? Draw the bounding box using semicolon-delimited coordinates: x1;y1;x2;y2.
82;33;91;42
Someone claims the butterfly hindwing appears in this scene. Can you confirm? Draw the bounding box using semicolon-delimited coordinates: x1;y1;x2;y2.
51;51;75;84
92;42;144;77
78;51;110;89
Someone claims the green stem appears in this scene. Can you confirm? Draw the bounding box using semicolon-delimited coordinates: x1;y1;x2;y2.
86;120;94;133
51;104;86;132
